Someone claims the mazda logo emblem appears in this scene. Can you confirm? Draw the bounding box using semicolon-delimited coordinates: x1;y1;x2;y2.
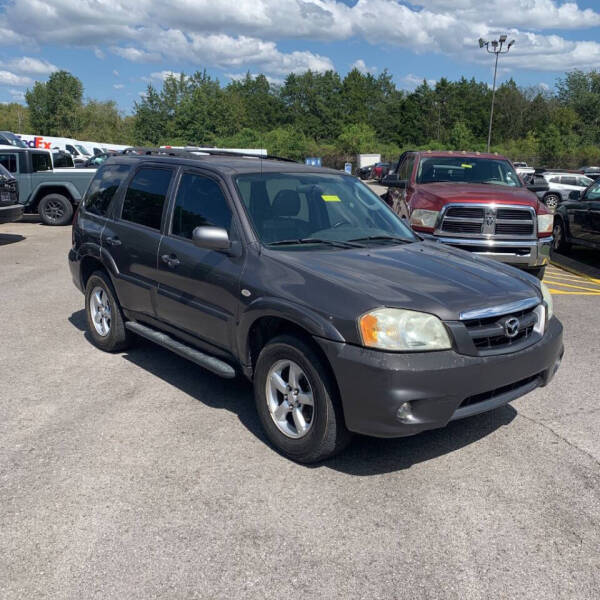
504;317;520;338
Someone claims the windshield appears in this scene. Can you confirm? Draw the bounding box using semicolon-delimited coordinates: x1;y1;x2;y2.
1;131;27;148
235;172;417;248
75;144;91;156
416;156;522;187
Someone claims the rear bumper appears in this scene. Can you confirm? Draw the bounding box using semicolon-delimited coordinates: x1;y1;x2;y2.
435;236;551;267
0;203;24;224
316;317;563;438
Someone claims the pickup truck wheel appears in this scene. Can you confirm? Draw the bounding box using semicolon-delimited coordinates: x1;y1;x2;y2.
85;271;132;352
254;335;351;463
552;219;570;253
38;194;73;226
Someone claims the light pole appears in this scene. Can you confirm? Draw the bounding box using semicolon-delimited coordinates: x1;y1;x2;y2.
479;35;515;152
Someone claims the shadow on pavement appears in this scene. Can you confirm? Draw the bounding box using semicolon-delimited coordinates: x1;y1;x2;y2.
0;233;25;246
69;309;517;474
550;248;600;279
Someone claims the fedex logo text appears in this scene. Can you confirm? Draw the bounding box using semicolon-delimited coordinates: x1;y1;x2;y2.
24;137;52;149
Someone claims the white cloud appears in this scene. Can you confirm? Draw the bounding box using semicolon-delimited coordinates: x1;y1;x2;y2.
351;59;377;74
113;69;119;77
1;0;599;76
94;47;105;59
113;83;125;89
401;73;437;90
0;70;33;86
9;88;26;101
1;56;58;75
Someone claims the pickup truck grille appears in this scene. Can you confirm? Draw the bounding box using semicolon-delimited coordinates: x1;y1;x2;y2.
462;305;541;355
0;178;18;206
438;204;536;238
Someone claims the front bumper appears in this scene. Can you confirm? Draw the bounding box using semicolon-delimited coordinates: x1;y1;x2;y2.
316;317;563;438
0;203;24;224
435;236;551;267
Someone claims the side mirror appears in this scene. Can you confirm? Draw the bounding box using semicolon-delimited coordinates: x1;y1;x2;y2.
527;183;549;193
192;226;231;250
382;173;407;189
569;190;582;201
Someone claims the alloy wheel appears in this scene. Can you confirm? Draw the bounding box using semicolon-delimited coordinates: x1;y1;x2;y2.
89;286;112;337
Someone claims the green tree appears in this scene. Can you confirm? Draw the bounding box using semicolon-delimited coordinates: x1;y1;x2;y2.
25;70;83;136
336;123;377;155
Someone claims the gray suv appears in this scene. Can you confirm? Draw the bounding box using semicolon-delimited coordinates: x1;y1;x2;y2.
537;172;594;210
68;150;563;462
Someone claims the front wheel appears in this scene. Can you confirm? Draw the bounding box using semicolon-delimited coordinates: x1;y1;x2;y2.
38;194;73;226
543;193;560;212
253;335;351;463
552;218;570;253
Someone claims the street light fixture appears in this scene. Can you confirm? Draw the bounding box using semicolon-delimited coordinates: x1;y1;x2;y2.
479;34;515;152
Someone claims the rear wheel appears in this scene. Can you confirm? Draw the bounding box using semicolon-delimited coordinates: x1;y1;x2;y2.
85;270;132;352
253;334;351;463
38;194;73;226
552;218;570;253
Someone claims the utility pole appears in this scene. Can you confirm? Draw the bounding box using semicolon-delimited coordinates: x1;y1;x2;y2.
479;35;515;152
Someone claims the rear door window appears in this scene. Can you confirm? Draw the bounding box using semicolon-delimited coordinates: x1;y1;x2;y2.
32;152;52;172
120;167;173;230
85;164;131;216
0;153;17;173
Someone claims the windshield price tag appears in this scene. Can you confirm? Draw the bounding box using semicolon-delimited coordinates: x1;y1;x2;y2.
322;194;341;202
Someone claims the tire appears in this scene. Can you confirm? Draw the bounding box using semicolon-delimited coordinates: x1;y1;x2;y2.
524;266;546;280
253;334;352;463
543;193;560;212
84;270;132;352
552;218;570;253
38;193;73;226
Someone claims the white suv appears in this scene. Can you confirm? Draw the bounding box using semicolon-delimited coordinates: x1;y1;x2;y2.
538;172;593;210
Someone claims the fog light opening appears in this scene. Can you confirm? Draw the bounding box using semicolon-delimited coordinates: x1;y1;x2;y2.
396;401;415;424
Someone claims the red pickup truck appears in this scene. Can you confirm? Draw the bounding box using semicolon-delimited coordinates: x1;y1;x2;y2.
383;150;553;279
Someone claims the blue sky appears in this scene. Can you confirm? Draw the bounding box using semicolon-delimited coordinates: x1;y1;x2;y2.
1;0;600;114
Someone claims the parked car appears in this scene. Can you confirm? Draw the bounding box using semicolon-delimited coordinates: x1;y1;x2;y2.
553;179;600;253
69;150;562;463
371;162;391;181
382;150;552;279
0;145;96;225
0;162;23;224
533;171;594;211
580;166;600;181
357;164;373;180
0;131;28;148
513;161;535;180
84;151;119;168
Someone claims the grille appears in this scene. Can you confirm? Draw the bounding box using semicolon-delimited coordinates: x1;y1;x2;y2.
438;204;535;238
459;373;542;409
463;305;540;354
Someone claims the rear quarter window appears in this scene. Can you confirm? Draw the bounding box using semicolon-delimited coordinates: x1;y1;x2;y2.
32;152;52;172
84;164;131;217
0;153;17;173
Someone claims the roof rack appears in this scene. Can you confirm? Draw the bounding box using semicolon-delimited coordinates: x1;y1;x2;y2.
126;147;299;163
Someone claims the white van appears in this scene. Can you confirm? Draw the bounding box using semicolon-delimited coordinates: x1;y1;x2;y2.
17;134;92;165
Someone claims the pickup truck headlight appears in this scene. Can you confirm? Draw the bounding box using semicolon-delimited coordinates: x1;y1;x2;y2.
359;308;452;351
537;214;553;234
540;282;553;320
410;209;439;229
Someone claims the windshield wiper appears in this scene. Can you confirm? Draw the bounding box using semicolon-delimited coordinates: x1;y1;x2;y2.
348;235;413;245
266;237;364;248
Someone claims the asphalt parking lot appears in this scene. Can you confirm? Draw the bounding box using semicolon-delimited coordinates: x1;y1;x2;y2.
1;219;599;600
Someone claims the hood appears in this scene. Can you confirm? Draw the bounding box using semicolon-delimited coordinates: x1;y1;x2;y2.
417;183;540;211
265;241;541;339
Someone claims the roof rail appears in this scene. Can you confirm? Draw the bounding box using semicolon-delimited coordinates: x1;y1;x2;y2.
126;147;299;163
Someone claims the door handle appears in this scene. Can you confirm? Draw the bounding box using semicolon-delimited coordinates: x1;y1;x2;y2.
161;254;181;268
105;236;121;247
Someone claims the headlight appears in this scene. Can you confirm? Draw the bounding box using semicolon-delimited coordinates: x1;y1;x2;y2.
540;282;553;320
537;214;553;234
359;308;452;351
410;209;439;229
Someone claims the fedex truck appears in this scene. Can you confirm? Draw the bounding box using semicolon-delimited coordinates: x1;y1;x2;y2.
16;134;92;164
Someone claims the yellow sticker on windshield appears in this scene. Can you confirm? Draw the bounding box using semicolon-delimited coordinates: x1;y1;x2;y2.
461;163;473;168
322;194;341;202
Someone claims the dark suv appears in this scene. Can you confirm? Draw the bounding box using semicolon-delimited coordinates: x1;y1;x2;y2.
0;163;22;223
69;150;563;462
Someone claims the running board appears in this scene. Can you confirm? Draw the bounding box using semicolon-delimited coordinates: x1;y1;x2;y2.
125;321;236;379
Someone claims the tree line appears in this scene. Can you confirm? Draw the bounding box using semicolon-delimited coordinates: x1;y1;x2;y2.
3;67;600;168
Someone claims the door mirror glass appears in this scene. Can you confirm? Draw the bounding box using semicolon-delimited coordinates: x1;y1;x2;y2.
192;226;230;250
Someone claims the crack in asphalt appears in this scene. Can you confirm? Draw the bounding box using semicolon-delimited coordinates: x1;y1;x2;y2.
518;412;600;469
